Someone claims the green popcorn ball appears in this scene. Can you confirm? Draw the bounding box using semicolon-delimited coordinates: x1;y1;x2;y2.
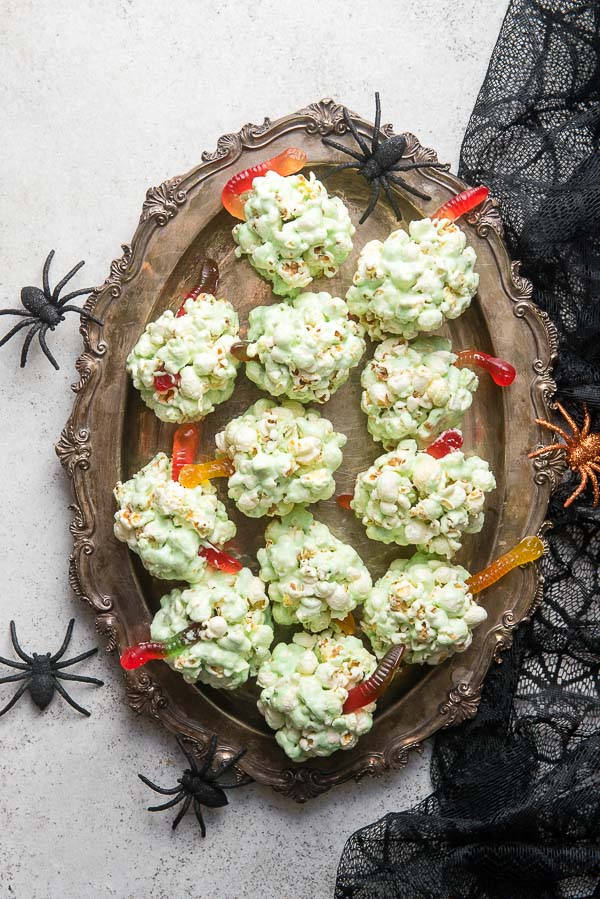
350;440;496;559
257;630;377;761
346;218;479;340
215;398;347;518
126;292;240;423
257;509;372;632
245;291;366;404
113;452;236;582
361;336;478;449
150;567;274;690
362;553;487;664
232;170;355;297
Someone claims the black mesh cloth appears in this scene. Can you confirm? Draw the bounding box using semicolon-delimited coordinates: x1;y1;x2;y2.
336;2;600;897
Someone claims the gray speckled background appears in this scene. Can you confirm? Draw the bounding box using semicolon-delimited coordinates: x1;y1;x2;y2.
0;2;507;896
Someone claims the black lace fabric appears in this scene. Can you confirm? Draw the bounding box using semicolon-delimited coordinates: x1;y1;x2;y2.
336;2;600;897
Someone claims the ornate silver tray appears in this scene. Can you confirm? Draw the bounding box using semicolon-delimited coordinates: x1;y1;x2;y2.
57;99;559;802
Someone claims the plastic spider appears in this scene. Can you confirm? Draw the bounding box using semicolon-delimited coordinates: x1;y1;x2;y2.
139;735;248;836
322;92;448;224
528;402;600;508
0;619;103;717
0;249;103;370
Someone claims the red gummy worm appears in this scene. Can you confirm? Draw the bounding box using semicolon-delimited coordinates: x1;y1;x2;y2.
176;259;220;317
455;349;516;386
120;642;166;670
171;423;200;482
343;645;405;714
425;429;463;459
199;545;243;574
221;148;308;219
120;622;209;671
153;371;181;393
432;185;489;222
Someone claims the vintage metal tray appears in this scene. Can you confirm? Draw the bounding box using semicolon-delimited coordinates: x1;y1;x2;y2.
57;99;560;802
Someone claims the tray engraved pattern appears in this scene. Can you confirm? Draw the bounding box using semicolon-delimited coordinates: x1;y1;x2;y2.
56;99;559;802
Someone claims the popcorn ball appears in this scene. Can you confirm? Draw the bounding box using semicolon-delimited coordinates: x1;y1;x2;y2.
346;218;479;340
257;509;372;632
245;291;365;403
361;336;478;449
150;567;274;690
257;630;377;761
215;398;347;518
350;440;496;559
362;554;487;663
126;292;239;423
113;453;236;582
233;170;355;297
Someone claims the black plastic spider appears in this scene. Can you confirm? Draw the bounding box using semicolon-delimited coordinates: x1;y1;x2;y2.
139;735;248;836
0;249;103;370
322;92;448;224
0;619;104;717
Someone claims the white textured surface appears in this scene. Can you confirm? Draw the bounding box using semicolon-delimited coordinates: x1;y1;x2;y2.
0;2;507;896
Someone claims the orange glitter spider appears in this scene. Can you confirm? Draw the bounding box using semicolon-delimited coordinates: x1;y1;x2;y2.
528;403;600;508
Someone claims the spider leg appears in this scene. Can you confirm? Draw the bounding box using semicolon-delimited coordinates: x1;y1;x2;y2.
212;747;247;781
528;443;566;459
0;672;30;685
55;672;104;686
20;323;43;368
56;287;95;307
43;250;55;298
389;162;448;173
385;173;432;201
321;136;365;162
38;325;60;370
212;779;247;791
358;179;381;225
584;465;600;507
51;259;85;303
148;793;185;813
9;622;34;663
138;774;182;795
581;404;591;439
533;417;573;444
555;402;580;438
0;680;29;716
50;618;75;661
320;162;362;179
60;306;104;326
176;734;201;772
193;798;207;838
0;318;36;349
0;309;32;317
587;461;600;473
0;654;29;671
371;91;381;154
53;679;92;716
343;106;371;157
54;647;99;669
198;735;219;777
172;794;192;830
564;468;588;508
380;176;404;222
